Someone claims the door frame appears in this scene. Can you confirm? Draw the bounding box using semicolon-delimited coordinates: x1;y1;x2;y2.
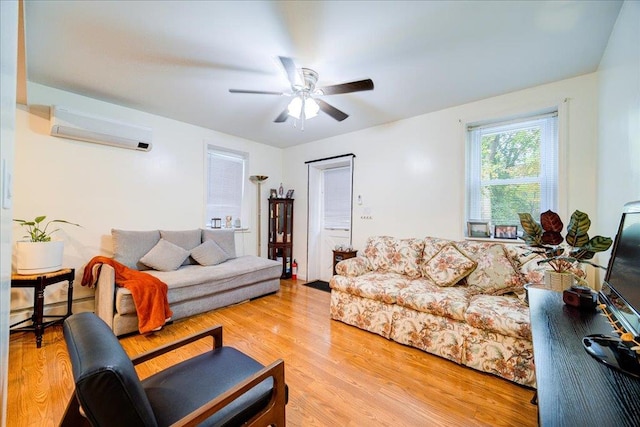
305;153;355;281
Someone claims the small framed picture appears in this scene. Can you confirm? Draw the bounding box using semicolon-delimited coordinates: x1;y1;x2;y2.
467;221;491;238
495;225;518;239
286;189;294;199
270;188;278;198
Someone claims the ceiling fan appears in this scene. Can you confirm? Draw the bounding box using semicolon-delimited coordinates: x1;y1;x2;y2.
229;56;374;127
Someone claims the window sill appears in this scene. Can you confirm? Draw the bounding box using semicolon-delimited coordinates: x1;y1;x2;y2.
465;236;523;244
206;226;251;233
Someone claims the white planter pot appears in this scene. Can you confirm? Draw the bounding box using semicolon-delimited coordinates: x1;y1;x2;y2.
544;270;574;292
15;241;64;275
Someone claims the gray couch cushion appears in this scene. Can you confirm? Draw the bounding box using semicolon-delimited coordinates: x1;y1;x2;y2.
160;229;202;265
202;229;236;259
149;256;280;292
112;229;161;271
191;240;229;266
139;239;190;272
115;256;281;315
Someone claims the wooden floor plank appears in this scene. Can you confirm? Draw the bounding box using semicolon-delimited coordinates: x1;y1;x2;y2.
7;281;537;426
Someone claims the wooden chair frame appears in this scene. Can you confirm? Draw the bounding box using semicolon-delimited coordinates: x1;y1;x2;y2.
62;325;286;427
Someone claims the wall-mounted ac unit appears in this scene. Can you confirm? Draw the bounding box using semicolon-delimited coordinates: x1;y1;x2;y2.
50;105;153;152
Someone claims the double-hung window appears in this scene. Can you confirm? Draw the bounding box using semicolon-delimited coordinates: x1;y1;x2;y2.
466;111;558;233
206;146;247;227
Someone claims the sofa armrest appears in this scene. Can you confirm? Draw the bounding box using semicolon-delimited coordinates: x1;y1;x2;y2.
94;263;116;330
335;256;372;277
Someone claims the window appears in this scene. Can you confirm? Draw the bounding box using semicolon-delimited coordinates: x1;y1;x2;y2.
206;147;247;226
466;111;558;231
323;166;352;230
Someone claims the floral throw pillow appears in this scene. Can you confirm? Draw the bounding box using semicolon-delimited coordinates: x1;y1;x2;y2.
461;243;521;294
504;244;550;287
422;244;477;287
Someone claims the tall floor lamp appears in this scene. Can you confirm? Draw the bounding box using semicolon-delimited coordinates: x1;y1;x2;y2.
249;175;268;257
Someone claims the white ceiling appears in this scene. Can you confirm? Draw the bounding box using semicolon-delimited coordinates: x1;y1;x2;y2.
23;1;622;148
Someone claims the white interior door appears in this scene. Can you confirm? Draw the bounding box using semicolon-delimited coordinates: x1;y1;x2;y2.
307;156;354;282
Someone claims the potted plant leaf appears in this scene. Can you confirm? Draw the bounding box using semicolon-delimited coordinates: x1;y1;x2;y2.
13;215;80;274
518;210;613;290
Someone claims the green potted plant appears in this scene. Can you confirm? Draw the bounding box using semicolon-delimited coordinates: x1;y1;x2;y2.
518;210;613;290
13;215;80;274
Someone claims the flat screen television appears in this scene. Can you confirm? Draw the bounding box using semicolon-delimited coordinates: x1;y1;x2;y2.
583;202;640;378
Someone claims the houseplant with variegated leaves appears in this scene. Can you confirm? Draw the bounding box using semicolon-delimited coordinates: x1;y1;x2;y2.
518;210;612;287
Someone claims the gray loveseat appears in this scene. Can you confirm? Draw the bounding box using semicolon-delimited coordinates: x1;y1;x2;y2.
92;228;282;336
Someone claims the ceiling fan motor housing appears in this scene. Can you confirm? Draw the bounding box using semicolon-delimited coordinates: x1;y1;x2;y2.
298;68;319;94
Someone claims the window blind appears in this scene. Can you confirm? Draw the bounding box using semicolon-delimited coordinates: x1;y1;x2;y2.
323;166;351;230
206;149;246;224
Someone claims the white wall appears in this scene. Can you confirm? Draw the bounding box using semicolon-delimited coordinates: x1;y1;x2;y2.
0;1;18;424
597;0;640;236
284;74;600;278
11;83;283;317
11;0;637;316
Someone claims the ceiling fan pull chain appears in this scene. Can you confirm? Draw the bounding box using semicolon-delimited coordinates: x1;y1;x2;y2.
301;97;306;131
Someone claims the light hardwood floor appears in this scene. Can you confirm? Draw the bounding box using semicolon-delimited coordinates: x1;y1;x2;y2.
7;280;538;426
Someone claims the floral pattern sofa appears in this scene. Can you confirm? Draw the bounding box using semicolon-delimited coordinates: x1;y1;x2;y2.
329;236;546;388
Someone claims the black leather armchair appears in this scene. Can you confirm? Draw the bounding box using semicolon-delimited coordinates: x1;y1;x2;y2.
61;312;286;426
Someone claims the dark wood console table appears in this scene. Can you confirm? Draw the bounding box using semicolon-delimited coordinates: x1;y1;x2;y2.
528;287;640;426
333;249;357;275
10;268;75;348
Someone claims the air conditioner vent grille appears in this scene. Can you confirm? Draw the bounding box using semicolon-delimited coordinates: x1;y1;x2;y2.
50;105;153;152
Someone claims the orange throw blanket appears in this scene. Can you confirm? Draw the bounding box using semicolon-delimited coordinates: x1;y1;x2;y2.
82;256;173;334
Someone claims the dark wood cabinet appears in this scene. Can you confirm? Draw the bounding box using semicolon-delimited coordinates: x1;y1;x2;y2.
268;198;293;279
528;286;640;426
333;250;357;275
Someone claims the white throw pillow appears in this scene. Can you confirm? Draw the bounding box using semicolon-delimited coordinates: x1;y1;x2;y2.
139;238;190;271
190;240;229;266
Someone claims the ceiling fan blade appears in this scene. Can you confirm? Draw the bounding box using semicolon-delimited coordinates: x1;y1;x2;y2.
316;99;349;121
274;109;289;123
229;89;284;95
319;79;374;95
278;56;302;88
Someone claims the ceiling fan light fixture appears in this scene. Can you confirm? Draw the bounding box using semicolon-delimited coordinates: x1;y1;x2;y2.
287;96;302;119
287;95;319;120
305;97;319;118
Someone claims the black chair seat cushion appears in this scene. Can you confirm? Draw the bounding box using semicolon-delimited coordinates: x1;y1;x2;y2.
143;346;273;426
